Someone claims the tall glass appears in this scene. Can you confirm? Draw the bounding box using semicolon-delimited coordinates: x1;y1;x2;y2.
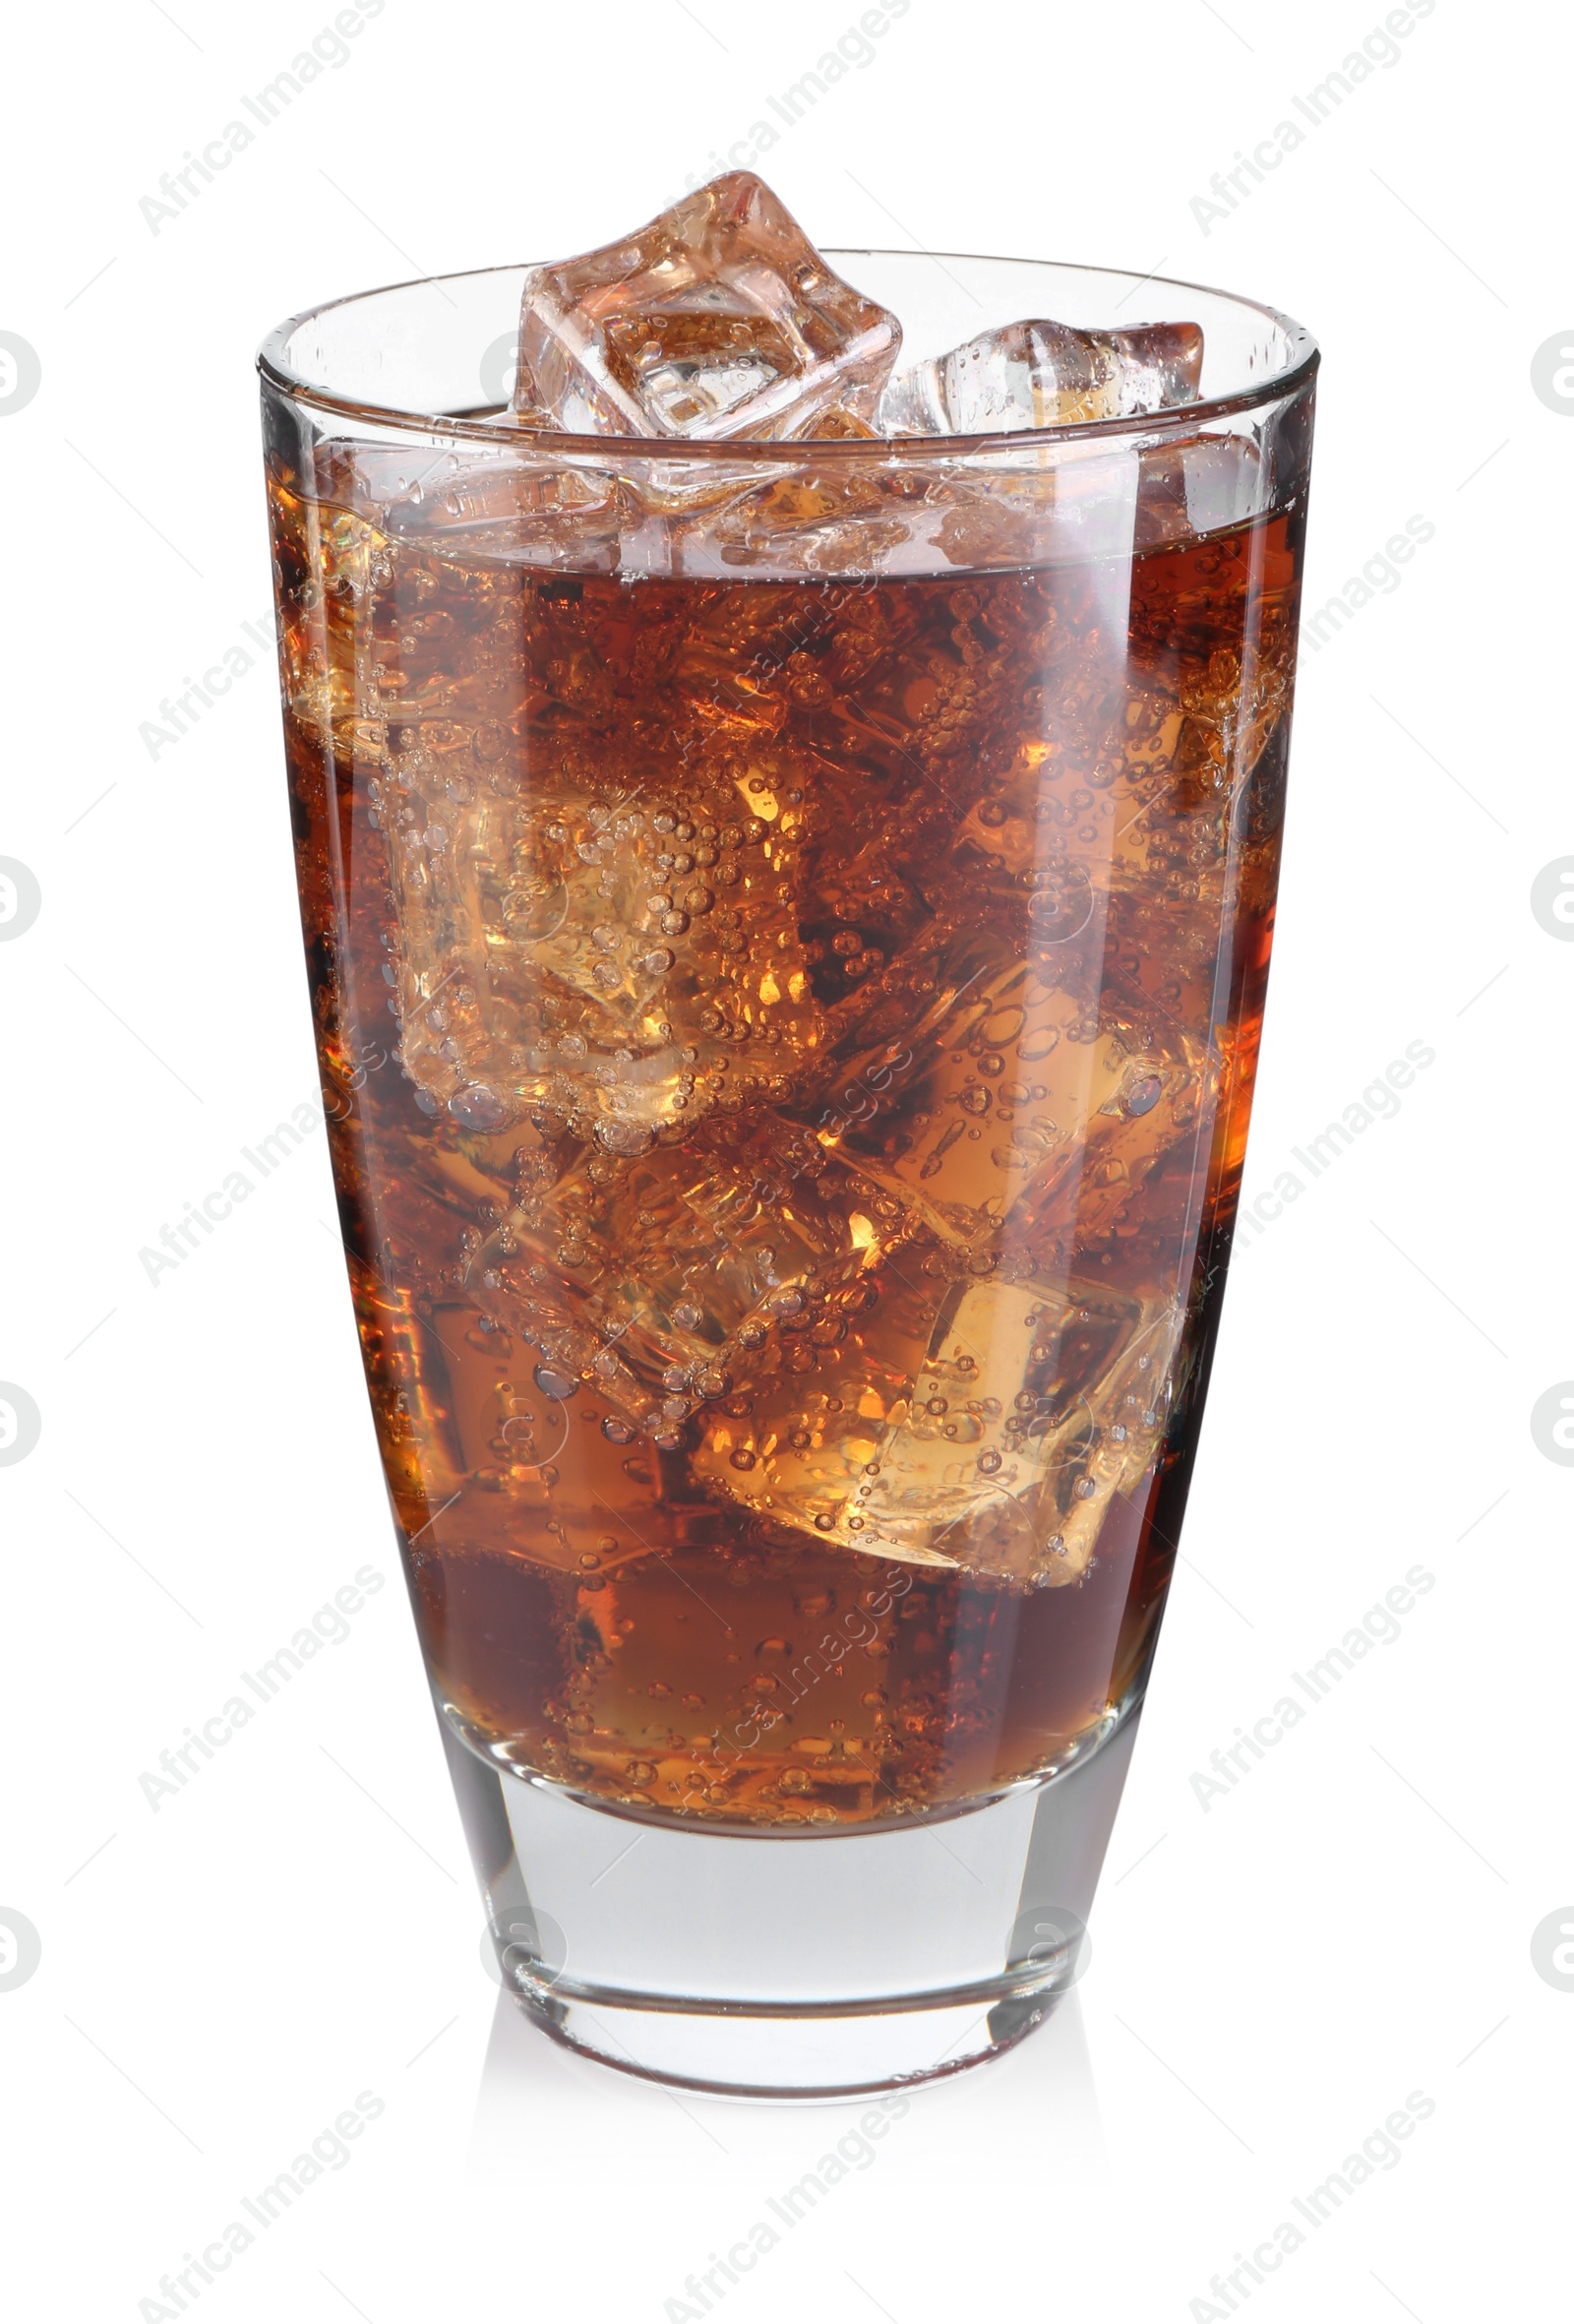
260;254;1314;2097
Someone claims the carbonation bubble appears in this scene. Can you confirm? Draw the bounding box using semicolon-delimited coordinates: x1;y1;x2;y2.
450;1084;507;1129
595;1119;654;1157
534;1363;579;1400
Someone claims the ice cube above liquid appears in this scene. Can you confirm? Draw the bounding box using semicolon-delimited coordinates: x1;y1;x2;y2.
875;318;1205;436
512;171;901;441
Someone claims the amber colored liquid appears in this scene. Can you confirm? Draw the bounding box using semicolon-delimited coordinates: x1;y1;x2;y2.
269;445;1301;1828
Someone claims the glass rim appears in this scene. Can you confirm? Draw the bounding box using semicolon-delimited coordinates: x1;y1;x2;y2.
257;248;1318;459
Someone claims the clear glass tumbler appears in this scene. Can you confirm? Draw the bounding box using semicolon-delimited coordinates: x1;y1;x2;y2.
259;253;1315;2097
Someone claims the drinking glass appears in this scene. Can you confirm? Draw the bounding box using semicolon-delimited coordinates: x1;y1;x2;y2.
260;253;1315;2097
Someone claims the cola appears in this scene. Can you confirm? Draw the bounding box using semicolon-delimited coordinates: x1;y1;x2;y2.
266;424;1302;1831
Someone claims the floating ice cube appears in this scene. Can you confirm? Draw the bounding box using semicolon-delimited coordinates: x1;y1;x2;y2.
464;1128;935;1439
381;758;827;1144
876;318;1203;437
817;908;1207;1261
683;1259;1182;1585
513;172;900;441
675;461;921;577
851;1276;1184;1583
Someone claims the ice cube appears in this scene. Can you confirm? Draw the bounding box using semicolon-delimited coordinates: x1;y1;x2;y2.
683;1254;1183;1586
464;1126;935;1439
818;907;1207;1259
674;459;921;578
513;172;900;441
877;318;1203;437
381;758;827;1143
850;1276;1184;1583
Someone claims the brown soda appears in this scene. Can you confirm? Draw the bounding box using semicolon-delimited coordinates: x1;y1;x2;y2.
268;438;1302;1828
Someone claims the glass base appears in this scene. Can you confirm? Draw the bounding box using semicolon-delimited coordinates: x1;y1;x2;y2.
442;1703;1141;2100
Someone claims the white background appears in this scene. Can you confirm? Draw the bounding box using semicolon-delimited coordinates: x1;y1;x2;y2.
1;3;1568;2317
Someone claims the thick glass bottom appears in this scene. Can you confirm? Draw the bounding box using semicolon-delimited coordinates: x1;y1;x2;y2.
442;1695;1141;2099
